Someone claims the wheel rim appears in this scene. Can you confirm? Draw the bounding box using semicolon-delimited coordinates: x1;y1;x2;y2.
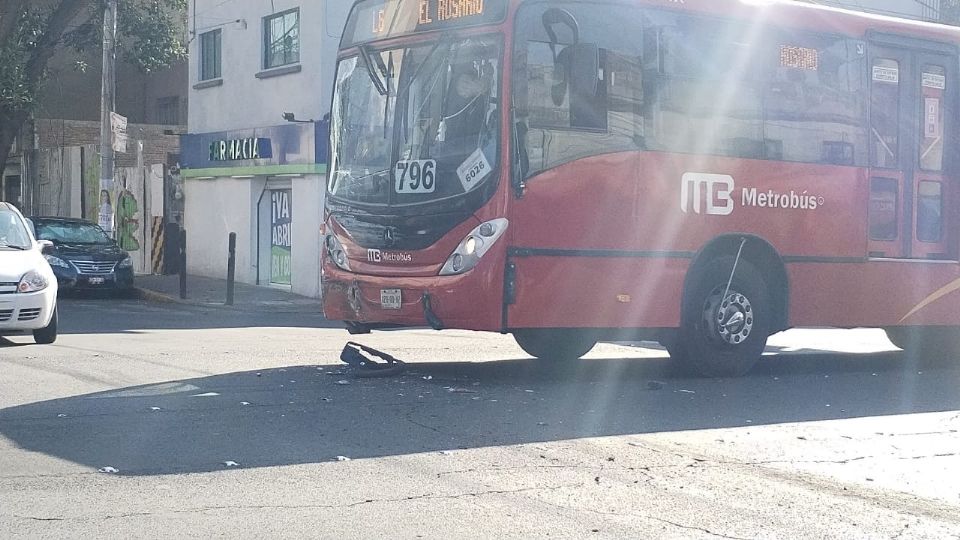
701;285;754;346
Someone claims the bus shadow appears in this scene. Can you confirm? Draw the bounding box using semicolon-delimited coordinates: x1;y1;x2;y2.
1;350;957;476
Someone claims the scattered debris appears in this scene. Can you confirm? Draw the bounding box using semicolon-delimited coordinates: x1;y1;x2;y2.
57;414;67;418
191;392;220;397
537;422;549;426
335;455;351;462
336;380;351;385
223;461;239;468
341;342;407;378
423;376;433;380
439;450;452;456
320;397;332;402
606;457;615;462
524;389;535;393
447;388;477;394
149;407;161;411
98;466;119;474
676;389;696;394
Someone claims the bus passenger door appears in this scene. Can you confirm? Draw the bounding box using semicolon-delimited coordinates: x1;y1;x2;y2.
868;45;957;260
912;53;956;259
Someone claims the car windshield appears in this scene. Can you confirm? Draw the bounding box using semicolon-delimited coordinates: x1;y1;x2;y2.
36;221;112;245
328;36;501;209
0;208;31;250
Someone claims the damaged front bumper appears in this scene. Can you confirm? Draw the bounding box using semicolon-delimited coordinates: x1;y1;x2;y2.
322;263;504;333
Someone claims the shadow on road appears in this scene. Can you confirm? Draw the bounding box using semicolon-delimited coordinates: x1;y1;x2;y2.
42;298;343;336
2;350;957;476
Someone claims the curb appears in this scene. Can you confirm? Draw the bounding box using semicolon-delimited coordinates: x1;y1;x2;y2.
133;286;323;314
134;287;193;305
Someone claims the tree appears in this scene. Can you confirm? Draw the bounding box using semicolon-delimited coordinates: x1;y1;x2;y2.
0;1;186;177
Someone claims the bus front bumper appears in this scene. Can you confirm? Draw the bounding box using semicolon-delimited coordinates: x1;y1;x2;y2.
321;265;504;332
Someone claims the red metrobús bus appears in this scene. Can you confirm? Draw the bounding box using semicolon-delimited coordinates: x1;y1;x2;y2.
322;0;960;376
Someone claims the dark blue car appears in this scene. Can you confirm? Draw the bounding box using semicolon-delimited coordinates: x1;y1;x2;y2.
29;217;135;293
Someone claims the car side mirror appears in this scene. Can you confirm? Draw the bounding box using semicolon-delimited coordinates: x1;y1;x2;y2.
25;218;36;237
37;239;54;254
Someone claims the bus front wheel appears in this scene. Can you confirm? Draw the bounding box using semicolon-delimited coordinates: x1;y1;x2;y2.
513;329;597;361
674;257;771;378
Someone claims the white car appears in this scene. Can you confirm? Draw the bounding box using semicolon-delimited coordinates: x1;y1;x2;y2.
0;202;58;344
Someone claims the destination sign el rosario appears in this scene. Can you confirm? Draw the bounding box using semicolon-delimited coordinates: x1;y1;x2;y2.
372;0;486;33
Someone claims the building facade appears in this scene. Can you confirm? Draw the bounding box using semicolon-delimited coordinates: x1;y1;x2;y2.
1;18;188;217
181;0;351;298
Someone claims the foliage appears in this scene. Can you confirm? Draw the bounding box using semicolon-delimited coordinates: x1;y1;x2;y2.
0;0;186;174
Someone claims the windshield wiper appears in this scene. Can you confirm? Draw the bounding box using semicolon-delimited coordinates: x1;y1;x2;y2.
0;243;28;250
359;44;387;96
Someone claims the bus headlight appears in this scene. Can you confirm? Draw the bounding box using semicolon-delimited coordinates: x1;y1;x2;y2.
325;233;351;271
440;218;508;276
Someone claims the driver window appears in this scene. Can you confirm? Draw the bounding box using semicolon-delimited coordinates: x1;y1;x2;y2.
514;4;644;179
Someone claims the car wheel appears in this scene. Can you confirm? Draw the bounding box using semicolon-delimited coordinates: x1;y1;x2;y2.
674;257;770;378
33;306;58;345
513;329;597;361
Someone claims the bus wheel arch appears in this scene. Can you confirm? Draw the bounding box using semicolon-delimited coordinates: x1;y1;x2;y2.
667;235;789;377
685;234;789;334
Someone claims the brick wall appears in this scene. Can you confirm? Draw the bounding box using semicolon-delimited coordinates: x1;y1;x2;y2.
35;119;182;167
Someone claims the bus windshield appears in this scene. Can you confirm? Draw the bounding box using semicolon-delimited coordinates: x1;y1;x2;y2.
328;36;501;210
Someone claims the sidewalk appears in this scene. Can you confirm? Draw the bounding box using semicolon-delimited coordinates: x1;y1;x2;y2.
135;274;321;313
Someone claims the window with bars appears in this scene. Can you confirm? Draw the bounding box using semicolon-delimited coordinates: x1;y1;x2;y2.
263;9;300;69
200;29;222;81
156;97;181;125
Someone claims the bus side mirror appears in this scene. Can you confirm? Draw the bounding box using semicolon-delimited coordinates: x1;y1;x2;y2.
565;43;599;98
551;43;599;106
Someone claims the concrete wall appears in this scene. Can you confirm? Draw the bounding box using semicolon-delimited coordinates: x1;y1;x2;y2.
184;174;323;296
188;0;351;133
184;177;256;282
38;46;188;126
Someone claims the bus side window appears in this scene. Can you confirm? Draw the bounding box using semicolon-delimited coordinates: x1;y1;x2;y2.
871;58;901;169
869;177;899;241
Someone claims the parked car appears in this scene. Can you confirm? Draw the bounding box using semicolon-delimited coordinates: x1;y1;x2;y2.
29;217;134;294
0;203;58;344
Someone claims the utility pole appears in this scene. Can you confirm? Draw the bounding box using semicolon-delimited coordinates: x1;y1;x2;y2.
99;0;117;237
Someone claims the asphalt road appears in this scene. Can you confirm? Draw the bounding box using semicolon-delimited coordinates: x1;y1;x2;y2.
1;297;959;538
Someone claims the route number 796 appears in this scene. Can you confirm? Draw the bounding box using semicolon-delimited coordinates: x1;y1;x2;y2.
394;159;437;194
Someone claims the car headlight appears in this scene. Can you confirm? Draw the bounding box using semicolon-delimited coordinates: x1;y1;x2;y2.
118;256;133;268
44;255;70;268
439;218;508;276
325;233;351;271
18;270;49;293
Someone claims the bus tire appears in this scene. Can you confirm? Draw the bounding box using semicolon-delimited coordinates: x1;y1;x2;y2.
513;329;597;361
676;257;770;377
885;326;960;368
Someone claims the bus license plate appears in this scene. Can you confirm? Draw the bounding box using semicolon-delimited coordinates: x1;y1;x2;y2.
381;289;402;309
